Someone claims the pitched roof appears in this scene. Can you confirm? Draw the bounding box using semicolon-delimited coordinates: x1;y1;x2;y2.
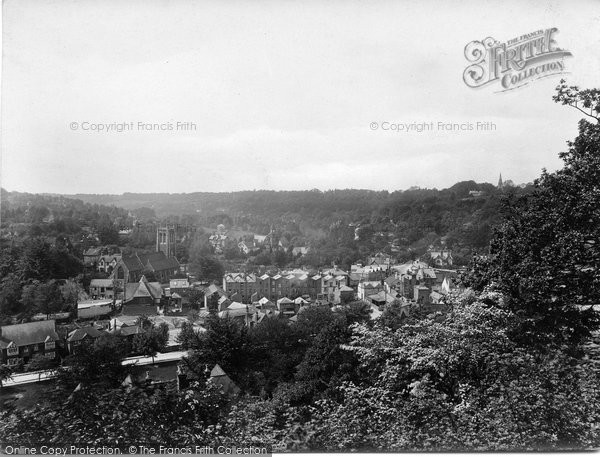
119;326;144;337
78;299;113;309
99;255;121;263
205;283;227;297
90;279;114;288
227;302;248;310
210;364;227;377
67;326;104;342
360;281;382;289
325;268;348;276
0;320;59;348
120;255;143;272
368;291;397;304
143;252;180;271
124;277;163;302
119;252;179;274
170;278;190;288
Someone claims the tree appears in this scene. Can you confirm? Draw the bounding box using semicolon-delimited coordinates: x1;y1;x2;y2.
60;278;88;309
0;273;22;316
248;317;304;395
25;354;57;372
304;291;600;451
0;364;13;388
182;315;251;388
463;81;600;346
58;333;128;390
97;224;120;245
190;255;224;283
273;250;288;268
21;280;65;317
186;288;204;309
341;301;373;326
289;318;357;405
295;305;338;341
0;382;227;446
132;322;169;363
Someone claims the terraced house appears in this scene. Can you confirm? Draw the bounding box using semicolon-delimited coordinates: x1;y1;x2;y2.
223;268;350;303
0;320;60;366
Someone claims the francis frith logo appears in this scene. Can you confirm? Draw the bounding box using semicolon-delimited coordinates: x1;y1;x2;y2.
463;28;572;91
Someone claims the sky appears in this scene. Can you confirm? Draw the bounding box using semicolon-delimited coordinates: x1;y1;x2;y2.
1;0;599;194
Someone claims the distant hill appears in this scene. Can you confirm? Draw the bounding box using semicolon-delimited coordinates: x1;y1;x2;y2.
65;181;516;219
1;182;533;266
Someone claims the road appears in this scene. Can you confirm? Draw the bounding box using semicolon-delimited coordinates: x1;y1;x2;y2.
2;350;190;387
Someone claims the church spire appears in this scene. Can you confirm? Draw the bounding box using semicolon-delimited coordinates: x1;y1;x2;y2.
498;173;503;188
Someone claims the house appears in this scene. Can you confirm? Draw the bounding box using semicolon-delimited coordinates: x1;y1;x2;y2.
97;255;122;274
83;247;102;267
334;285;355;304
208;364;240;397
122;276;164;316
384;276;402;295
320;272;349;302
428;247;453;267
367;290;398;307
203;284;229;310
238;241;251;255
169;278;190;294
291;246;309;257
66;326;105;353
0;320;60;366
218;302;261;325
89;279;116;300
468;190;485;198
222;269;334;302
357;281;384;300
277;297;297;315
414;285;432;304
256;297;276;311
78;299;114;320
222;273;258;303
294;296;311;307
350;264;387;284
253;234;267;246
367;253;394;268
209;234;228;253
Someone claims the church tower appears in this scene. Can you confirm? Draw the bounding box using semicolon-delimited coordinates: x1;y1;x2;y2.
156;225;176;258
497;173;504;188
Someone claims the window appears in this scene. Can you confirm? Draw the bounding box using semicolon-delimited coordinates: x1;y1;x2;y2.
45;341;55;350
7;357;19;366
7;345;18;356
45;352;55;359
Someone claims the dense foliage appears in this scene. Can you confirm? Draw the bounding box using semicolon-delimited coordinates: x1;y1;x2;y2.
463;81;600;346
